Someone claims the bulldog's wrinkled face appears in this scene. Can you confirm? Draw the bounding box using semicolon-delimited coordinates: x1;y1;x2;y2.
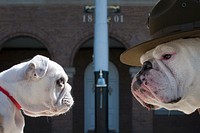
132;38;200;113
20;55;74;117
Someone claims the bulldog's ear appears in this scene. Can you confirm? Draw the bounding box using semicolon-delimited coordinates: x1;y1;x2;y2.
26;55;49;79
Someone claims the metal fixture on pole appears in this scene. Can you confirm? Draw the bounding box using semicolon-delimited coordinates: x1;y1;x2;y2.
94;0;109;132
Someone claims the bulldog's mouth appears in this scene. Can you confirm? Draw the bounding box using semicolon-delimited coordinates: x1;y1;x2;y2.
144;103;156;110
168;97;181;104
145;98;182;110
61;96;74;108
23;96;73;117
132;60;181;110
55;86;74;108
133;77;182;110
22;87;74;117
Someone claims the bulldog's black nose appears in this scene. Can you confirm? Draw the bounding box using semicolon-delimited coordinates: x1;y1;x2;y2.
135;61;152;87
142;61;152;71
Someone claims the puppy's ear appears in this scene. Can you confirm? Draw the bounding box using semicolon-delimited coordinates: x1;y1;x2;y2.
26;55;49;80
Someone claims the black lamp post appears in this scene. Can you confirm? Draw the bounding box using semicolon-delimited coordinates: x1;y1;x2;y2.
95;70;108;133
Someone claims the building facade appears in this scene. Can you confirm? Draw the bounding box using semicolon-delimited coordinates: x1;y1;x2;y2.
0;1;200;133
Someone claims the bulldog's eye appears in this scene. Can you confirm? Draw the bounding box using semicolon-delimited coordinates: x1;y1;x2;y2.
162;54;172;60
56;77;65;88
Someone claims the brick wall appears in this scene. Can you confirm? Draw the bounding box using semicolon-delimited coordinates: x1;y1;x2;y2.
0;4;155;133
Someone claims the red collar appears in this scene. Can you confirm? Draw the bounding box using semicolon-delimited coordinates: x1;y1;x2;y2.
0;86;22;110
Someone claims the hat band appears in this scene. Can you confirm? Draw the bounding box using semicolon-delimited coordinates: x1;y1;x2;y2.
151;21;200;39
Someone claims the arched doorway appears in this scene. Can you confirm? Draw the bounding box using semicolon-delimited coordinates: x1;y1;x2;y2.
84;62;119;133
0;36;50;71
73;37;131;133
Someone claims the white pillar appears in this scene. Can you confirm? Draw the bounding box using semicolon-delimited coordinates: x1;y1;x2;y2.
94;0;109;72
94;0;109;132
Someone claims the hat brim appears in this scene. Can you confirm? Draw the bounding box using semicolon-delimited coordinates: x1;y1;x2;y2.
120;29;200;66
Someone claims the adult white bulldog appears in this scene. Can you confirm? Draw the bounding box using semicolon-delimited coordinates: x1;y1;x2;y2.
0;55;74;133
130;38;200;114
120;0;200;114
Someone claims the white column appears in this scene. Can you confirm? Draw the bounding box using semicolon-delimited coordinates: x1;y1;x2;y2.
94;0;109;132
94;0;109;72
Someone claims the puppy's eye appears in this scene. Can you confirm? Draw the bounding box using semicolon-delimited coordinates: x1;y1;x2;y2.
56;77;65;88
162;54;172;60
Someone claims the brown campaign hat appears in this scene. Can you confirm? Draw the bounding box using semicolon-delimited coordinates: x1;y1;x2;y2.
120;0;200;66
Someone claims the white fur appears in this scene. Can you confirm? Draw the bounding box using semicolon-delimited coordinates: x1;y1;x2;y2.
0;55;73;133
133;38;200;114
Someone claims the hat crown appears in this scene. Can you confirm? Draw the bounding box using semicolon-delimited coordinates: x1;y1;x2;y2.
120;0;200;66
148;0;200;38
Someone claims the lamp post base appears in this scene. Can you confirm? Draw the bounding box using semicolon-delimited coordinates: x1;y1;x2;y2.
94;71;109;133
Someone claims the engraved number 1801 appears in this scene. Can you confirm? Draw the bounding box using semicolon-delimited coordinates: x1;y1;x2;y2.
83;15;124;23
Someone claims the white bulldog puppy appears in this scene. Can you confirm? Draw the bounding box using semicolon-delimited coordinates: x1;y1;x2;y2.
0;55;74;133
131;38;200;114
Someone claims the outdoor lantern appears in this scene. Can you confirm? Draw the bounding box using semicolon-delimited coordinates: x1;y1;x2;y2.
96;70;107;88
